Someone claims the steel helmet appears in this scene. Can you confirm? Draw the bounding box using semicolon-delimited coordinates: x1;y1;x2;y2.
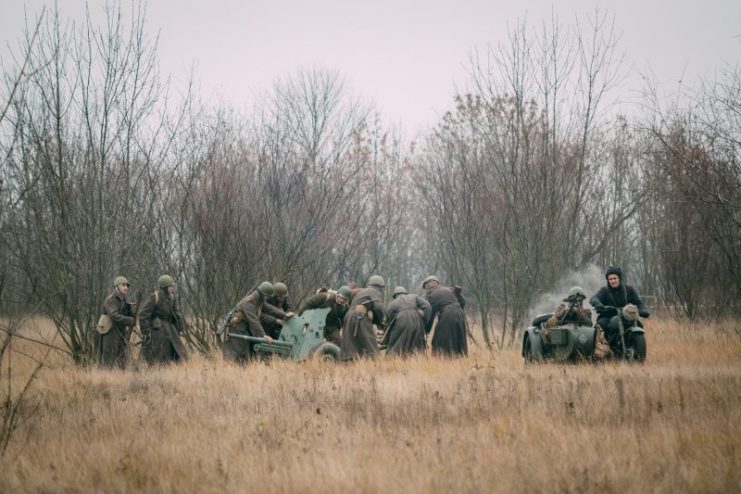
422;275;439;288
367;275;385;287
113;276;130;287
158;275;175;288
393;286;408;297
564;286;586;301
257;281;274;295
337;286;352;300
274;282;288;296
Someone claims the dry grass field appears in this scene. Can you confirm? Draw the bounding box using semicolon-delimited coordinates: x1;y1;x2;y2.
1;318;740;493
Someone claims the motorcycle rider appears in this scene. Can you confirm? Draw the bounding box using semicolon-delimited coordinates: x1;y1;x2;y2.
589;266;650;353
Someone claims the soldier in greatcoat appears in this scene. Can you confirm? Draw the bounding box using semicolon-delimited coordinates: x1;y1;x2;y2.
223;282;294;364
423;275;468;357
298;285;352;345
139;275;189;365
382;286;431;357
340;275;387;361
99;276;136;369
260;282;294;339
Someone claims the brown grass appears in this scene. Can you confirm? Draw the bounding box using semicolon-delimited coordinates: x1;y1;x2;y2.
1;318;740;493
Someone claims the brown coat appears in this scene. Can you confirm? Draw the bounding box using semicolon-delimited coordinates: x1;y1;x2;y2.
139;288;189;364
99;290;135;369
383;293;431;356
553;302;592;326
223;290;287;364
426;286;468;357
340;286;386;361
260;294;293;339
298;292;349;345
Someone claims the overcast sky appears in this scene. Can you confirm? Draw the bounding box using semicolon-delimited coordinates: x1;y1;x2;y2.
2;1;740;134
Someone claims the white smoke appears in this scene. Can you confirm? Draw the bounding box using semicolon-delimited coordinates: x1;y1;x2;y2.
528;264;606;321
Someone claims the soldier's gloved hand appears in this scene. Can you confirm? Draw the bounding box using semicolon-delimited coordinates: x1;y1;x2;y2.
597;305;613;315
285;312;296;319
264;335;273;342
121;316;135;327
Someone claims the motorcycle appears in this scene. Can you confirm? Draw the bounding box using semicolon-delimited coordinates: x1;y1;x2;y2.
597;304;647;362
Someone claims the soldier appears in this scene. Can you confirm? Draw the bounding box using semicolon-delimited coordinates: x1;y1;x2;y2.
139;275;189;365
298;285;352;345
543;286;594;345
340;275;387;361
223;282;295;364
423;275;468;357
260;282;294;339
547;287;593;327
589;266;650;354
98;276;136;369
382;286;431;357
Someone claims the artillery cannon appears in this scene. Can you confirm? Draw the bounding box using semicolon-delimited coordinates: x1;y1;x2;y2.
227;308;340;362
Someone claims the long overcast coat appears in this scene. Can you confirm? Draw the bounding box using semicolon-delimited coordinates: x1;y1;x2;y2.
224;290;287;364
426;286;468;357
139;288;189;364
260;294;293;339
383;293;431;356
99;289;135;369
340;286;386;361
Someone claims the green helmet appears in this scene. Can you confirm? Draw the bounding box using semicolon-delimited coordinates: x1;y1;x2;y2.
422;275;439;288
274;282;288;296
257;281;274;295
367;275;385;287
564;286;586;301
337;286;352;300
393;286;407;297
158;275;175;288
113;276;129;287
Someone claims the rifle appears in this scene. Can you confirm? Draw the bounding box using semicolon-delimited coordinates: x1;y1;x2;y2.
559;297;579;325
124;290;143;347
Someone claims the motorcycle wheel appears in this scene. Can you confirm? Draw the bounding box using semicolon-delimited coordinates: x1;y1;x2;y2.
630;333;647;363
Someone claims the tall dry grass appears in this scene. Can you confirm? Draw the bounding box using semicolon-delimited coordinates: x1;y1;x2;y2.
1;318;739;493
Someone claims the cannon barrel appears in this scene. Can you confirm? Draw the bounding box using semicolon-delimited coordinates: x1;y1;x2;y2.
226;333;293;348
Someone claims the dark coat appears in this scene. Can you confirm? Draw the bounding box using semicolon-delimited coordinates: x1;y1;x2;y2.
223;290;287;364
298;292;348;345
340;286;386;361
426;286;468;357
590;284;645;312
260;294;293;339
139;288;189;365
99;290;135;369
383;293;431;357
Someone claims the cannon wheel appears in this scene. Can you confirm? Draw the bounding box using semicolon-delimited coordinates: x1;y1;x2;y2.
311;342;341;362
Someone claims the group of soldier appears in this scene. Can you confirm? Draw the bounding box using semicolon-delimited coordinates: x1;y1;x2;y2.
97;273;469;368
98;264;648;368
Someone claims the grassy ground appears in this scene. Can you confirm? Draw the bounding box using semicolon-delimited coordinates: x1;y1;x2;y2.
1;318;739;493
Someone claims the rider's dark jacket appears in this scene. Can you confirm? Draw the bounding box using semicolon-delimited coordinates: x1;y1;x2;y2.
590;284;648;317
